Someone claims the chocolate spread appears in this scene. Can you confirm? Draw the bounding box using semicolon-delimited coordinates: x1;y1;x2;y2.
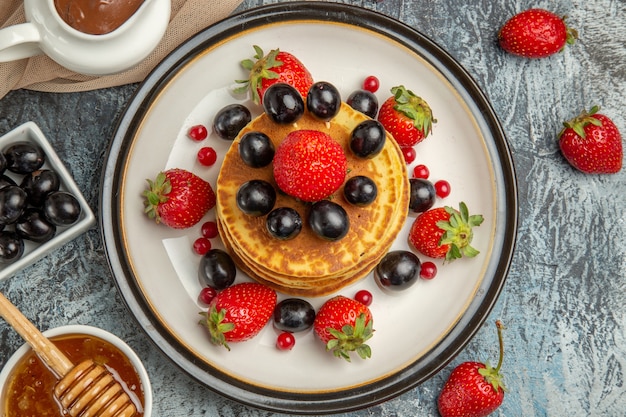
54;0;145;35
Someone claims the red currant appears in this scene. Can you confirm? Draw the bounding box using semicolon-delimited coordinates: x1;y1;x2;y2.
354;289;373;306
413;164;430;179
401;147;416;164
201;221;219;239
198;287;217;304
420;261;438;280
197;147;217;166
434;180;451;198
193;237;212;255
276;332;296;351
362;75;380;93
188;124;208;141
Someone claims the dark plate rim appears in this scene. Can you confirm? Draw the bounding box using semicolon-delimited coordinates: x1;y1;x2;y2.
99;2;518;414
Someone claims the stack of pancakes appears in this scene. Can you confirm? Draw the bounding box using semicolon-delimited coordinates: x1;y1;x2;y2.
216;103;409;297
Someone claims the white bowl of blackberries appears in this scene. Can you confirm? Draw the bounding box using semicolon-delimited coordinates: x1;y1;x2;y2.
0;122;95;280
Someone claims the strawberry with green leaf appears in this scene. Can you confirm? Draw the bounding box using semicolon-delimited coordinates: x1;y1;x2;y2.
199;282;277;350
498;8;578;58
313;295;373;362
235;45;314;105
143;168;215;229
438;321;506;417
558;106;622;174
377;85;436;148
408;202;484;261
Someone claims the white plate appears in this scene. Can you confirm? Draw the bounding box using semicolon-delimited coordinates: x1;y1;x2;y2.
100;2;517;414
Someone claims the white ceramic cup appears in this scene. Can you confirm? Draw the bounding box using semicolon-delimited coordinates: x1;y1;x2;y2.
0;0;171;75
0;324;153;417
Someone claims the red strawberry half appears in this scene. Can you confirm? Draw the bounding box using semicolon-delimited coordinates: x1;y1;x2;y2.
558;106;622;174
235;45;314;105
143;168;216;229
313;295;373;361
498;8;578;58
199;282;277;350
377;85;436;148
408;202;484;261
438;321;506;417
273;130;348;202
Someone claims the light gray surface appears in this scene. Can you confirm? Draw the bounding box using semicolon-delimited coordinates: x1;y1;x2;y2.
1;0;625;415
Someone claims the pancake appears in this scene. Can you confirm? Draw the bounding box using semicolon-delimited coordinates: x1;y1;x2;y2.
216;103;409;296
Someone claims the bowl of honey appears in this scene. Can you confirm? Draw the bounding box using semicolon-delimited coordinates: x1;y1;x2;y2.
0;324;152;417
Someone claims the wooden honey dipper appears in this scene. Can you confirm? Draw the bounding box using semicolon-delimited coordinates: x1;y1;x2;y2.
0;291;137;417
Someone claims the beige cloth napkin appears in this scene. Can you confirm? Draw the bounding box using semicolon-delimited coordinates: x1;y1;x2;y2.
0;0;243;99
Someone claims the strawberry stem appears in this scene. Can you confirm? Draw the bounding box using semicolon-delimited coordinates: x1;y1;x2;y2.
478;320;506;392
494;320;505;373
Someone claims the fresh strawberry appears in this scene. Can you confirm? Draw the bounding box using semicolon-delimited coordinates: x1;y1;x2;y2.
235;45;314;104
143;168;215;229
558;106;622;174
313;295;373;362
438;321;506;417
273;130;347;202
408;202;484;261
377;85;435;148
199;282;277;350
498;8;578;58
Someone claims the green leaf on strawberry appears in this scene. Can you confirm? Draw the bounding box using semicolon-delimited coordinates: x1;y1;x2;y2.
438;202;484;261
200;306;236;351
235;45;313;105
326;313;373;361
143;171;171;214
235;45;282;103
562;105;603;138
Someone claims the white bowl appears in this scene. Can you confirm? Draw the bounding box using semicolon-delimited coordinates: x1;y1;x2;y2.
0;121;95;281
0;324;152;416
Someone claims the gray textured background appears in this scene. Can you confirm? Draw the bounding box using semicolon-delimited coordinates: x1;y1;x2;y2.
1;0;625;416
